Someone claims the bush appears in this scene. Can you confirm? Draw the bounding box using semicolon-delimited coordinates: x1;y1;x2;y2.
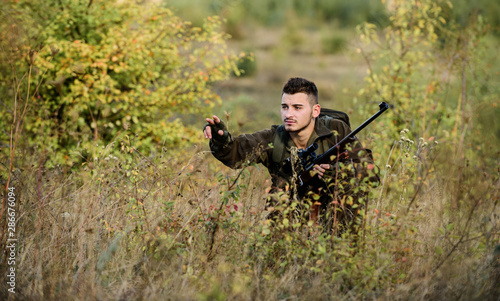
235;50;256;77
0;0;242;167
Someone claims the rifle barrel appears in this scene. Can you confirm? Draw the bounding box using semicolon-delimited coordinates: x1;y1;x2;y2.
301;102;390;180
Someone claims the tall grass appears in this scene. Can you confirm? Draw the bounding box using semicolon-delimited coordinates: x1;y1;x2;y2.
1;132;499;300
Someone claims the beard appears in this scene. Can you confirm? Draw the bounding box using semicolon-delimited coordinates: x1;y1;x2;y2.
284;113;314;133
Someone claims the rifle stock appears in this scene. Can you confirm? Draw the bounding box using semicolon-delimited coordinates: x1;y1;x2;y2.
297;102;390;188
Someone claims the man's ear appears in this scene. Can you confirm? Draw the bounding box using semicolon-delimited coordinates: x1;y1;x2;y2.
312;104;321;118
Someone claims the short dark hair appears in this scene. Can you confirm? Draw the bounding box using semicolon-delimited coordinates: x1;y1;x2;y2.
282;77;319;105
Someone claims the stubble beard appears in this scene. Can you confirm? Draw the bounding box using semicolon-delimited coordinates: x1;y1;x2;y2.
284;113;314;134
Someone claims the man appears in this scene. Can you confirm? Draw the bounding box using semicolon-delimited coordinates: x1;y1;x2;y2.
203;77;378;231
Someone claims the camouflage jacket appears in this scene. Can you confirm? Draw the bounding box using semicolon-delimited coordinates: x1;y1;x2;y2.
209;117;378;192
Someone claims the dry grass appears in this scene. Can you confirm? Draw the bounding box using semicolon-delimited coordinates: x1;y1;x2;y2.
1;137;499;300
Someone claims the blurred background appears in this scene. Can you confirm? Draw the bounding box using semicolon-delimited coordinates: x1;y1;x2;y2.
164;0;500;133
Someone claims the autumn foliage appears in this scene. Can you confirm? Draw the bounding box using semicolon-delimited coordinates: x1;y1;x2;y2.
0;0;242;166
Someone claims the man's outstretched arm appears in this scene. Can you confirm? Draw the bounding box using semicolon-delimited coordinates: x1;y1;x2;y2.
203;115;275;169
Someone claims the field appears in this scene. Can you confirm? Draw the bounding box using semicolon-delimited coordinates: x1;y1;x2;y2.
1;0;500;300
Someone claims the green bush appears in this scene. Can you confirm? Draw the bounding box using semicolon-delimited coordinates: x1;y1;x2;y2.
0;0;242;167
235;51;256;77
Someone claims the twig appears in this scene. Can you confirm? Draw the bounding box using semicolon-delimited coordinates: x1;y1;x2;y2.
432;196;481;274
404;153;438;214
1;61;33;249
207;165;250;261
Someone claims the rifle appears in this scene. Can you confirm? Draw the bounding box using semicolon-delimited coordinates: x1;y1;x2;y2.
282;102;390;194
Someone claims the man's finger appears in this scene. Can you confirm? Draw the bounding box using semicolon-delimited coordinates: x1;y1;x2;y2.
213;115;221;123
312;164;328;179
203;126;212;139
315;165;326;172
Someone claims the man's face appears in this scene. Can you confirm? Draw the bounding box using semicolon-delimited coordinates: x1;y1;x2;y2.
281;92;320;133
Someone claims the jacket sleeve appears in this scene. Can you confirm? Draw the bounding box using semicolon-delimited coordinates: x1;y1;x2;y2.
209;127;276;169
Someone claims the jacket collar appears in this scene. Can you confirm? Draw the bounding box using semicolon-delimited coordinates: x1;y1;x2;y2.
314;117;333;138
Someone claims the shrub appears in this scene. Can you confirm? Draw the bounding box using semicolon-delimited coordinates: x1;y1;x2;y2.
0;0;243;167
235;50;256;77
